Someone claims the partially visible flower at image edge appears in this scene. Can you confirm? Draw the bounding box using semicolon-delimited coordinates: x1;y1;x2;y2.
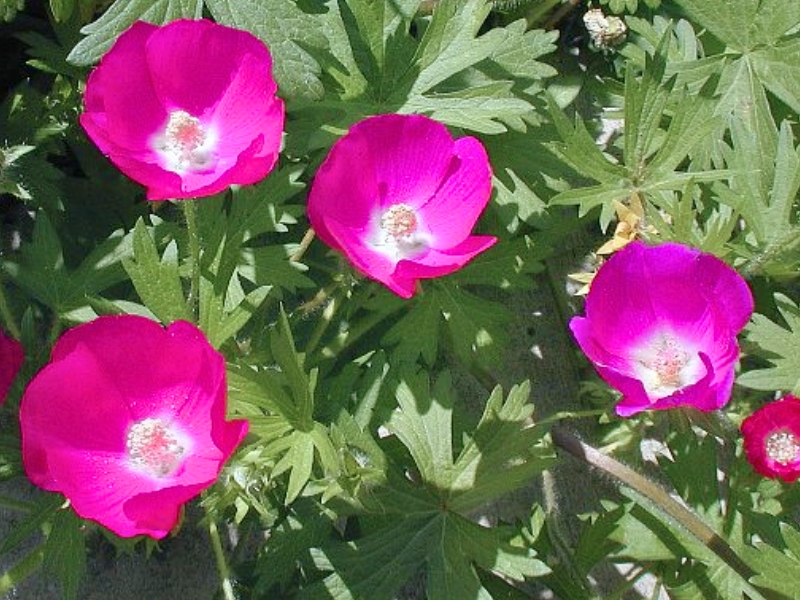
80;19;284;200
19;315;248;539
569;241;754;417
0;329;23;405
307;113;497;298
742;396;800;482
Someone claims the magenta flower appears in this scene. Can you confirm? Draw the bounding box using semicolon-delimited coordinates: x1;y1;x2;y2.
742;396;800;482
307;114;497;298
0;330;23;405
80;19;284;200
569;241;753;417
20;316;248;539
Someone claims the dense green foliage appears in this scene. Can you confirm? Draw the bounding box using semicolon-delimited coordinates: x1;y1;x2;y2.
1;1;800;599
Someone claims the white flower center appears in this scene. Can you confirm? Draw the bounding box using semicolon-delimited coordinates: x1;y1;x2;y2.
153;110;217;173
766;431;800;465
632;332;705;400
381;204;418;238
126;417;185;478
371;203;427;261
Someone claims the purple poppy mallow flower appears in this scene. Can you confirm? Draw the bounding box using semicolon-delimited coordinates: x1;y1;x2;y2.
20;315;248;539
569;241;754;417
742;396;800;482
80;19;284;201
307;114;497;298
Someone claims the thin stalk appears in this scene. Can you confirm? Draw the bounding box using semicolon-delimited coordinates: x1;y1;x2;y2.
0;274;20;340
182;199;201;319
551;425;755;582
305;293;338;356
290;228;315;263
537;408;607;427
541;469;603;600
0;546;44;596
208;518;237;600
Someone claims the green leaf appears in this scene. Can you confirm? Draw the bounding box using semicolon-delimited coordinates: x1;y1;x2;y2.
388;374;553;508
673;0;800;115
545;94;628;186
72;228;135;297
273;430;315;504
306;511;547;600
0;0;24;21
0;494;62;555
404;0;495;97
298;372;552;599
382;291;442;366
673;0;800;52
226;166;306;243
42;509;87;600
382;281;512;368
401;83;534;135
750;39;800;114
745;523;800;599
448;382;555;512
303;516;437;600
49;0;76;21
388;372;455;489
206;0;327;100
714;118;800;267
548;31;724;224
434;282;512;369
253;499;333;593
738;294;800;394
66;0;204;65
610;488;768;600
270;308;315;428
122;218;192;324
3;212;74;311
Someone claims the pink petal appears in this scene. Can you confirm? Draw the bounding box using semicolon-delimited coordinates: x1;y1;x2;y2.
80;19;284;201
322;215;414;295
569;241;753;416
208;53;282;157
20;315;247;538
611;352;717;417
50;316;211;420
47;448;199;538
0;331;23;404
307;129;380;245
695;251;754;331
122;485;206;538
742;396;800;482
21;343;130;475
417;137;493;248
363;114;456;209
82;21;166;153
394;235;497;280
308;114;496;297
145;20;264;116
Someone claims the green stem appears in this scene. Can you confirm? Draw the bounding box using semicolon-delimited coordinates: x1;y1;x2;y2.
208;518;237;600
537;408;608;428
182;199;201;319
290;228;316;263
551;425;755;583
0;273;20;340
0;546;44;596
305;292;338;356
